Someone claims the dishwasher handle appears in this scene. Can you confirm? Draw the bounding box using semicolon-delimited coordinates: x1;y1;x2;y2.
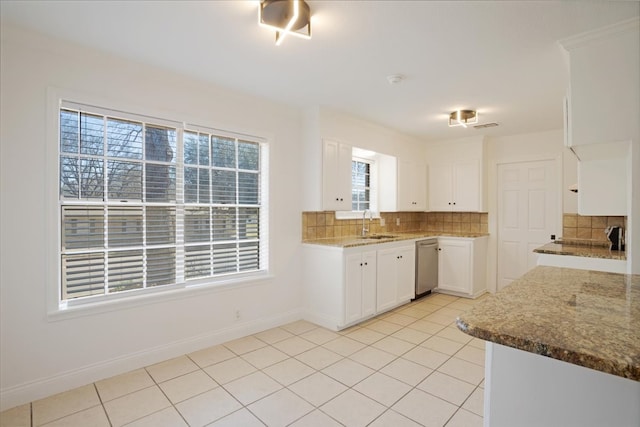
418;242;438;249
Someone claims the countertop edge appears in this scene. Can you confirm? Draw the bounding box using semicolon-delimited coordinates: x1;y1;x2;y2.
533;243;626;261
303;232;490;248
455;317;639;381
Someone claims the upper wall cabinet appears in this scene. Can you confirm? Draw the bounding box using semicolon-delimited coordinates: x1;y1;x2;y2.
322;139;352;211
559;18;639;216
429;160;481;212
560;18;639;149
397;159;427;211
426;137;486;212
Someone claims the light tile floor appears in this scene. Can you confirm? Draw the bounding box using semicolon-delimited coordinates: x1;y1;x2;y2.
0;293;487;427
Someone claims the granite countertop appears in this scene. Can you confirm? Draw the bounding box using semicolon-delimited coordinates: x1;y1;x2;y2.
303;232;488;248
534;240;626;260
456;266;640;380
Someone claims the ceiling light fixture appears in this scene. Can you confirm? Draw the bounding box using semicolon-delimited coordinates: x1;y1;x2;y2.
448;110;478;128
259;0;312;46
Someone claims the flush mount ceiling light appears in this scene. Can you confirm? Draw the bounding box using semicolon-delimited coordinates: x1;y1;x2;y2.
448;110;478;128
259;0;312;46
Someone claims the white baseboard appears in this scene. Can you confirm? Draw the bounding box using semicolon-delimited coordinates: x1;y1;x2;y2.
301;311;341;332
0;308;302;411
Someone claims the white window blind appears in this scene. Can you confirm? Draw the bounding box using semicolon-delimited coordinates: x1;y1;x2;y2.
58;102;267;303
351;158;371;211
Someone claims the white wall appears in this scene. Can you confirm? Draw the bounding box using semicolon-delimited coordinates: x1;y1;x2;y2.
302;107;426;211
0;24;304;409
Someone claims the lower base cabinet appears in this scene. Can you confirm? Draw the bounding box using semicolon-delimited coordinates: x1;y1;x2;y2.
303;241;416;331
436;236;488;298
376;244;415;312
345;251;377;325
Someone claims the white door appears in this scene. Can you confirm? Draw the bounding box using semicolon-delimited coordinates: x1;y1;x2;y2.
497;160;558;291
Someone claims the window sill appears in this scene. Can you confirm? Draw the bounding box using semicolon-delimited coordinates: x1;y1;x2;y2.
334;211;380;220
47;272;273;322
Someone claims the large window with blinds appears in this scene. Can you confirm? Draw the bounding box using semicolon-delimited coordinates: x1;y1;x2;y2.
58;102;267;303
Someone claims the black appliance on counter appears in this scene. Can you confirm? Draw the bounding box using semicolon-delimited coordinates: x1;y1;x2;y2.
605;226;625;251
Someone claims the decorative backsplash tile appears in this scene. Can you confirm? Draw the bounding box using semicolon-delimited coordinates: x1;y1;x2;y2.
302;211;488;241
562;213;626;242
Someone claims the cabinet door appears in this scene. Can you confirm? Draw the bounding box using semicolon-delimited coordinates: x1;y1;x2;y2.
396;245;415;302
361;251;377;318
453;160;480;211
428;163;453;211
412;162;427;211
376;247;398;312
438;240;471;294
345;252;364;324
398;160;427;211
567;28;639;148
323;140;352;211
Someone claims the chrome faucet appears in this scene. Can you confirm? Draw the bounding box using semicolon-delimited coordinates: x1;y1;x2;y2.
362;209;372;237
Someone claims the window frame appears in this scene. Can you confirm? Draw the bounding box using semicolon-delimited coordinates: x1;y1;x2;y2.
335;153;379;220
351;156;372;212
46;90;271;319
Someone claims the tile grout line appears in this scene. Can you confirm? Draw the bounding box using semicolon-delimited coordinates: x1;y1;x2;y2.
9;295;486;426
92;382;113;427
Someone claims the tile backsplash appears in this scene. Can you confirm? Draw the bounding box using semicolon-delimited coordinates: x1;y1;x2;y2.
562;213;626;242
302;211;488;241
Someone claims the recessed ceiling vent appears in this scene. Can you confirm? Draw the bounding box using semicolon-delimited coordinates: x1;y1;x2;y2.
473;122;499;129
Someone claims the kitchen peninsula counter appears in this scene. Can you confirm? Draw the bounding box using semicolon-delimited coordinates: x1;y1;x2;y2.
457;265;639;380
533;240;626;260
456;266;640;426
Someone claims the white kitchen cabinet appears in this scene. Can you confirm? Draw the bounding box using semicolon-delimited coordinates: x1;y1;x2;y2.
560;18;639;149
397;160;427;211
559;18;638;216
345;250;377;324
302;240;416;331
322;139;352;211
395;245;416;302
428;160;481;212
577;151;628;215
376;244;415;312
437;236;488;298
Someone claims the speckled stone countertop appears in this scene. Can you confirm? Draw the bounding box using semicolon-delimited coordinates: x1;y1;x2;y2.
457;266;640;380
303;232;488;248
534;240;626;260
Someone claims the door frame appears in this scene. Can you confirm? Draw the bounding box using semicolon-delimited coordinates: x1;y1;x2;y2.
487;154;563;293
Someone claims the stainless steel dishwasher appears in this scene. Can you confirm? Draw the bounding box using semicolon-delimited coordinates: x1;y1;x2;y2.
415;239;438;299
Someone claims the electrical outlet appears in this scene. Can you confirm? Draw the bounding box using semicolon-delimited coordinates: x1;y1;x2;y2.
235;310;241;320
380;218;385;226
396;218;400;226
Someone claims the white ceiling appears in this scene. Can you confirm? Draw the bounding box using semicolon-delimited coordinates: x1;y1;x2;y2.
1;1;638;141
